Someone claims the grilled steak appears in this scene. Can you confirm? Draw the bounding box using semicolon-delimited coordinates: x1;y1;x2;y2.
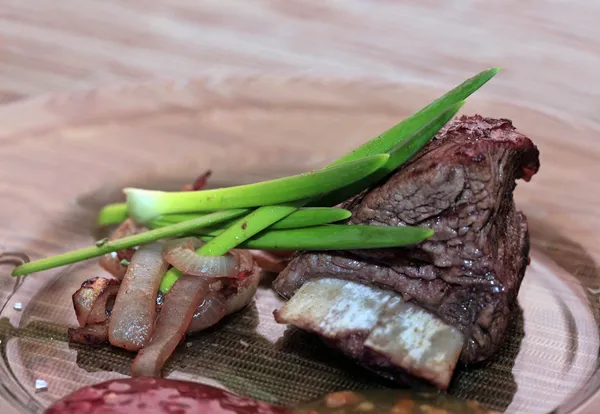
273;115;540;385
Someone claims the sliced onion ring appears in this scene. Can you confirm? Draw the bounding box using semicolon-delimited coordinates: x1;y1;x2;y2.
162;237;238;278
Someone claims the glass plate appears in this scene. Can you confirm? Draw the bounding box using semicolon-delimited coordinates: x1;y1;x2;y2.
0;76;599;413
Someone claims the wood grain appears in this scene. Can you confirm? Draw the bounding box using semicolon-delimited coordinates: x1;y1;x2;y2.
1;0;600;123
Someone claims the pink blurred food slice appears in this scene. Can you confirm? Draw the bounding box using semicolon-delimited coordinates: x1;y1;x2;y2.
274;278;464;390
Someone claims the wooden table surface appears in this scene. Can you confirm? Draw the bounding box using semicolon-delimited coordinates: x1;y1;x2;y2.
1;1;600;413
1;0;600;124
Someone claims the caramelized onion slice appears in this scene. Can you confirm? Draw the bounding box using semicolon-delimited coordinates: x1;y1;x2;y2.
99;251;127;280
224;249;261;315
187;292;228;333
162;237;238;278
72;277;120;327
68;321;109;345
247;250;289;273
131;275;211;377
87;283;119;325
131;248;262;376
99;218;146;279
109;242;169;351
187;249;261;333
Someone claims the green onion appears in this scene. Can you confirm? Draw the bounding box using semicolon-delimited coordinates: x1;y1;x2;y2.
329;67;500;167
158;220;433;293
381;101;465;176
159;69;499;291
11;209;249;276
102;69;495;227
199;224;434;251
148;212;211;228
13;68;500;288
200;68;497;248
158;272;182;294
312;101;465;207
125;154;389;224
198;204;302;256
149;207;352;230
97;203;128;226
157;155;388;292
160;202;303;292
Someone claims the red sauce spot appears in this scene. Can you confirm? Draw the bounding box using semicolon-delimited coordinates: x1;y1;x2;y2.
236;270;251;281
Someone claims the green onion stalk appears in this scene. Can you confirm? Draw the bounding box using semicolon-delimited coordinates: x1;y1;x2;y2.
159;68;497;291
148;208;352;231
124;154;388;223
199;225;434;251
11;68;500;286
97;202;129;226
12;210;249;276
157;154;389;292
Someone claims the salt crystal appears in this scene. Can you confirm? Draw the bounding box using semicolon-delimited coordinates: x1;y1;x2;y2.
35;379;48;392
13;302;22;311
239;340;249;348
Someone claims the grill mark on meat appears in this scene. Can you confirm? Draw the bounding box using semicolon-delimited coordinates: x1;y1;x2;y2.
274;115;540;365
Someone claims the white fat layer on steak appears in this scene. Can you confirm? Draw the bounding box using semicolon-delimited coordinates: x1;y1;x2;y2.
274;278;464;389
275;278;393;335
365;300;464;388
